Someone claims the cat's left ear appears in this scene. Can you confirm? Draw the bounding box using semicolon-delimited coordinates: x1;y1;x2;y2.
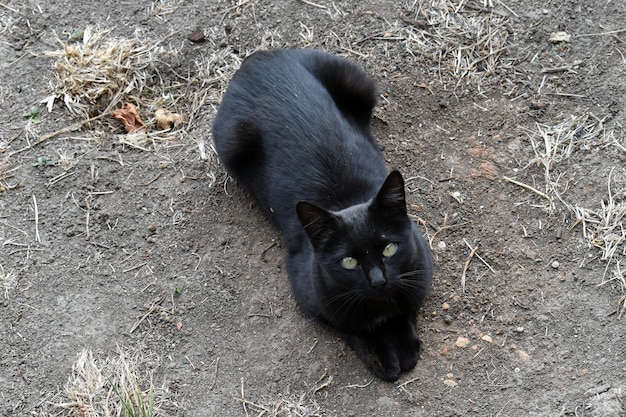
371;170;407;216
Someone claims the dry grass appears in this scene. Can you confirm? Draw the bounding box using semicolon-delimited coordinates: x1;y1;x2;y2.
0;155;21;192
44;26;159;119
238;373;333;417
518;114;608;212
194;46;243;116
511;113;626;293
239;394;325;417
40;25;240;151
35;24;246;180
403;0;513;85
54;346;172;417
0;264;18;299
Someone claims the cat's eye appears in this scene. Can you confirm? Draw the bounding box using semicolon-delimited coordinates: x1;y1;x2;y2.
340;257;359;269
382;242;398;258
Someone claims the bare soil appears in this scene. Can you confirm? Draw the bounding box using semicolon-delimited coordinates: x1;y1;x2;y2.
1;1;625;416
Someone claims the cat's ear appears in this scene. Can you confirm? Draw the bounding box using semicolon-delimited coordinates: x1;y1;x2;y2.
296;202;338;248
371;170;407;216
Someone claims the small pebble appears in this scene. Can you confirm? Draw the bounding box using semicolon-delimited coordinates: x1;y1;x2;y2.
187;28;205;43
443;379;458;387
455;336;470;348
442;302;450;311
443;315;453;325
481;335;494;344
551;260;560;269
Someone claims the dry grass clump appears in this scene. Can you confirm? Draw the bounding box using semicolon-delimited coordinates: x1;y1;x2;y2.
403;0;512;84
55;346;172;417
44;26;160;119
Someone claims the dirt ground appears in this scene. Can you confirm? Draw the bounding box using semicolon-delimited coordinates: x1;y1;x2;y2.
1;1;625;416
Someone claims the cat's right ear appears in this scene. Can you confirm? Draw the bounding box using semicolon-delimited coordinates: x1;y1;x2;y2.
371;170;407;217
296;202;338;248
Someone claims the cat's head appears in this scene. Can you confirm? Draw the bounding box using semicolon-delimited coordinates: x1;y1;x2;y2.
296;171;432;329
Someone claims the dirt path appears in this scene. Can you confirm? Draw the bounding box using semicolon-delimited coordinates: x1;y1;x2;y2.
1;1;624;416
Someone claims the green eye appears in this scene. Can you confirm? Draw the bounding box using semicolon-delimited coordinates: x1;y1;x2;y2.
341;257;359;269
382;243;398;257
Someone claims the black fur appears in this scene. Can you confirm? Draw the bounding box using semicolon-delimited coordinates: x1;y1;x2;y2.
212;49;433;381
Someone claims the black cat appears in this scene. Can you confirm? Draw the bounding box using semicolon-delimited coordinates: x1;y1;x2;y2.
212;49;433;381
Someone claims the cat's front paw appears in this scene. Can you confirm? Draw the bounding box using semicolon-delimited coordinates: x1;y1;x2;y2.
363;349;402;382
396;335;421;371
347;335;403;381
344;316;423;381
374;336;420;380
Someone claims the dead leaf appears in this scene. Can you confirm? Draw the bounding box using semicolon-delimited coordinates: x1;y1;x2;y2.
110;102;145;133
155;108;184;130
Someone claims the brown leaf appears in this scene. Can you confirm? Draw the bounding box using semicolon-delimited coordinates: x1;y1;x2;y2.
110;103;146;133
155;108;184;130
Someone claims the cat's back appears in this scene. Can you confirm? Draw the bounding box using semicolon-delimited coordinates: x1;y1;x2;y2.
213;49;386;217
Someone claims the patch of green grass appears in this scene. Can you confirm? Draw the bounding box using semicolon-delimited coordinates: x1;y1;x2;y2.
23;105;42;123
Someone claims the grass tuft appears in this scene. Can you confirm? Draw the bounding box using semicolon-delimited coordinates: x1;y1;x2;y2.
44;26;159;119
55;346;171;417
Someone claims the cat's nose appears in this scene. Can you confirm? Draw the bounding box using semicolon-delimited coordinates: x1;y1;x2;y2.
368;267;386;289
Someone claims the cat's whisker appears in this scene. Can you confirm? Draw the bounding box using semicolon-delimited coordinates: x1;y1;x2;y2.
397;269;431;280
